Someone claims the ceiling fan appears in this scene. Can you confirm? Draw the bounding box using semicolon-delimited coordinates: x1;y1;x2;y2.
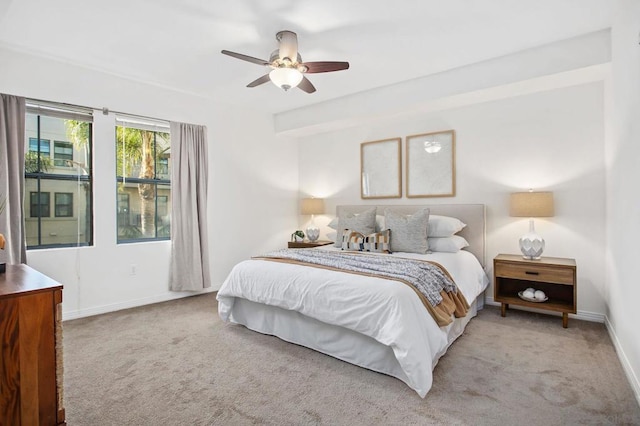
221;30;350;94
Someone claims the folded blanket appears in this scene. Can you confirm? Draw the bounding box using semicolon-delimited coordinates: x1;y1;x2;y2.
255;248;469;326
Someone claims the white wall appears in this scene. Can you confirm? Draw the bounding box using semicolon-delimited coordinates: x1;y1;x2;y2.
605;0;640;403
276;30;610;137
297;82;606;319
0;46;299;319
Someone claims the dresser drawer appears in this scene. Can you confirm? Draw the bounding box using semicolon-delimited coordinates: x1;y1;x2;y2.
495;262;574;285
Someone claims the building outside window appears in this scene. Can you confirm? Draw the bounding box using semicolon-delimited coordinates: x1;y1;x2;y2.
30;192;50;218
54;141;74;166
117;193;130;227
25;101;93;248
28;137;50;156
116;115;171;243
26;138;52;173
55;192;73;217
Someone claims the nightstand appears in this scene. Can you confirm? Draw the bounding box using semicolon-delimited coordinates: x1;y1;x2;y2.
288;240;333;249
494;254;577;328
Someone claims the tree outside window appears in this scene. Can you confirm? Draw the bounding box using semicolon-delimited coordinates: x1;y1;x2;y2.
115;119;171;242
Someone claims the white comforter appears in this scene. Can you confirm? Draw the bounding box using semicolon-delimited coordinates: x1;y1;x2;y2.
217;247;488;397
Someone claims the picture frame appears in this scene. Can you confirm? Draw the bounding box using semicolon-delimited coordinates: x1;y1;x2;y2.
406;130;455;198
360;138;402;199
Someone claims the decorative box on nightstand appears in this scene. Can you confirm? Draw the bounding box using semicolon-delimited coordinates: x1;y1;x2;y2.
493;254;577;328
288;240;333;249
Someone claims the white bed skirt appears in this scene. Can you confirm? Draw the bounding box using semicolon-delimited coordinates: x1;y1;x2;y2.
226;296;481;392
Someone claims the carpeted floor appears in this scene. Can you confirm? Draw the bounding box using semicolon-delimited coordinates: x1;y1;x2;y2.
62;293;640;425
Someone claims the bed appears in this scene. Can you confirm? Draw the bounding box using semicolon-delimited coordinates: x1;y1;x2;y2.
217;204;489;398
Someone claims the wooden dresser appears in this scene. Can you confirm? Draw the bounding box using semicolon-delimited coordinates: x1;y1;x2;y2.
0;264;65;425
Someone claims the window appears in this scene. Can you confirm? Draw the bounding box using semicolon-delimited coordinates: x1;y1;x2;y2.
29;138;51;156
26;138;52;173
25;101;93;248
30;192;50;217
117;193;130;227
54;141;74;167
157;157;169;179
116;116;171;243
55;192;73;217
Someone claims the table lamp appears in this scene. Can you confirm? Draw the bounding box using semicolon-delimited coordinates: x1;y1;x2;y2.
301;198;324;242
510;191;554;260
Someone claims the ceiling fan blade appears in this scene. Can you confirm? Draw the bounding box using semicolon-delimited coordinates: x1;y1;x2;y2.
276;30;298;62
246;74;271;88
221;50;269;66
298;76;316;94
301;61;350;74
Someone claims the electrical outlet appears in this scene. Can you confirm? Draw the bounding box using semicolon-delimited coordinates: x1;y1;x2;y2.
130;264;137;275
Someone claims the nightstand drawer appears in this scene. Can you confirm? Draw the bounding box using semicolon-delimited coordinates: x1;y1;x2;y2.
495;262;574;285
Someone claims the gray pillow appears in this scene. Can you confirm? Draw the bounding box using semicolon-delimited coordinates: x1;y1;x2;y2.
333;207;377;247
384;208;430;253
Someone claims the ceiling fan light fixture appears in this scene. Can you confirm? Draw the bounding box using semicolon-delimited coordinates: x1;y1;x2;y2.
424;141;442;153
269;67;303;91
222;30;349;94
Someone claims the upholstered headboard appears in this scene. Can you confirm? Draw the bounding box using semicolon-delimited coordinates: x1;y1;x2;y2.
336;204;486;268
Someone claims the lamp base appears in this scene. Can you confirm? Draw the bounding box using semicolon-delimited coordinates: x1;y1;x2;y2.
306;225;320;242
519;233;545;260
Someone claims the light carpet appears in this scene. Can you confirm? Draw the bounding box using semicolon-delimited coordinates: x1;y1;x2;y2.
63;293;640;425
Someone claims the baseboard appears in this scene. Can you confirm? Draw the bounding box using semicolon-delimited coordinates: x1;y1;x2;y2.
62;288;216;321
484;297;605;323
604;316;640;408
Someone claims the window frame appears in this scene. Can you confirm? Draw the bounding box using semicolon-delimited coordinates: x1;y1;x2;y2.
115;119;171;244
25;104;94;249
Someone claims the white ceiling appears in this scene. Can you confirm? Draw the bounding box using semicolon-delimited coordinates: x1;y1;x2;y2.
0;0;613;114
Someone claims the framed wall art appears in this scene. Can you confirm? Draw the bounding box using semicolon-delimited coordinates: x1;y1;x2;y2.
406;130;455;198
360;138;402;199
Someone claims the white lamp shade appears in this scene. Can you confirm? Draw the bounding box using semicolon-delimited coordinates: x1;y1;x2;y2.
269;68;303;91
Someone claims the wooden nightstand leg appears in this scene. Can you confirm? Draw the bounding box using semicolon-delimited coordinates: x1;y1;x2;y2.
501;303;508;317
562;313;568;328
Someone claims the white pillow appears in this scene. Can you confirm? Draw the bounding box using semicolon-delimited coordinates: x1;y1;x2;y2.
327;217;339;229
327;231;337;242
329;214;385;232
428;215;466;237
428;235;469;253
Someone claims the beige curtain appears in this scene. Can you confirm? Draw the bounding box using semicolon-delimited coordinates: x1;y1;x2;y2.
0;93;26;264
168;122;210;291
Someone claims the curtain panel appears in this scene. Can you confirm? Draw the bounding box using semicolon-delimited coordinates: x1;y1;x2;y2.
169;122;211;291
0;93;27;265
